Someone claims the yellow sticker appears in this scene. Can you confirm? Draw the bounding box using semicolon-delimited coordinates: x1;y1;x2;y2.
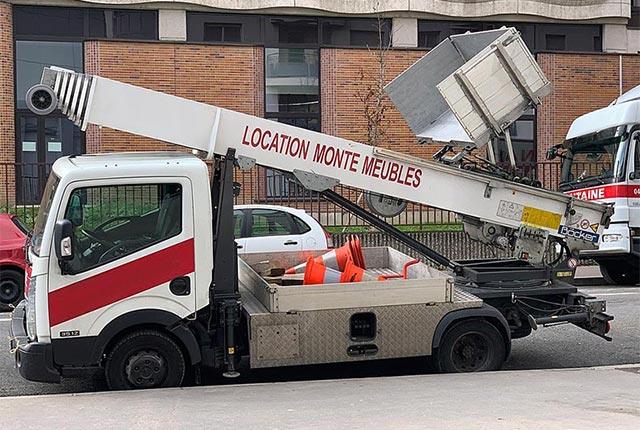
590;223;599;233
228;347;235;355
520;206;562;230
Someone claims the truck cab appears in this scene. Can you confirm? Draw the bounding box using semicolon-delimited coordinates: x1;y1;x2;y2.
13;152;213;383
556;85;640;284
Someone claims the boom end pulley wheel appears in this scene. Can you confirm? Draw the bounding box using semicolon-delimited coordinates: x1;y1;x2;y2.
26;84;57;116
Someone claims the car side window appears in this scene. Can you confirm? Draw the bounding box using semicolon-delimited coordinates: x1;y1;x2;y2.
233;210;243;238
292;214;311;234
63;183;182;274
249;209;295;237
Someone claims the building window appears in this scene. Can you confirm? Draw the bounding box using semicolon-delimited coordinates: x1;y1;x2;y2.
545;34;566;51
535;24;601;52
88;9;157;40
187;12;262;44
14;6;157;40
417;20;600;53
265;48;319;117
15;41;83;110
629;0;640;29
321;18;390;47
14;6;85;39
203;23;242;42
15;40;85;202
266;17;319;45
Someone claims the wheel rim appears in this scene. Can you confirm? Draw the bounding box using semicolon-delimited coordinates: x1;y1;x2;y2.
0;279;20;304
450;332;491;371
125;350;168;388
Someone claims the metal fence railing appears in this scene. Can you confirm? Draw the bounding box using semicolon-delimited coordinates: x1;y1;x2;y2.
2;160;576;232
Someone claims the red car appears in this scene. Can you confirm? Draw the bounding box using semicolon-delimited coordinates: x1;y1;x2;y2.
0;213;28;307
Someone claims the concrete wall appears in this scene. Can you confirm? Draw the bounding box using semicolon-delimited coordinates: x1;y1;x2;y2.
65;0;631;22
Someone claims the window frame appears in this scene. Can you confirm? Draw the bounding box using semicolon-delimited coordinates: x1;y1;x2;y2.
13;5;158;41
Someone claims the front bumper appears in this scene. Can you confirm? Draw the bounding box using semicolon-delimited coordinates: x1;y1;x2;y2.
9;300;60;383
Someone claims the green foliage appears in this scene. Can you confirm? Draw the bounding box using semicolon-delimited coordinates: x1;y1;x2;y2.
0;205;39;229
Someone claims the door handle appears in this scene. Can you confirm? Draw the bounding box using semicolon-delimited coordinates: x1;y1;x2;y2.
237;244;243;249
284;240;298;246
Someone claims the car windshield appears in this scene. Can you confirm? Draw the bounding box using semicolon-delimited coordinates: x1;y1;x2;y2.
559;126;629;191
30;173;60;257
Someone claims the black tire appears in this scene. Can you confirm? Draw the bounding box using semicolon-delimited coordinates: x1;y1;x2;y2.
0;268;24;306
435;319;506;373
599;263;639;286
104;329;186;390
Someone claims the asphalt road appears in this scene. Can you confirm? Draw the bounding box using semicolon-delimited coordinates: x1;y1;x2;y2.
1;283;638;397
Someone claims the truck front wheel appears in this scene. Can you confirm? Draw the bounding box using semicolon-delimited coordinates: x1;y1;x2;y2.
105;329;186;390
435;319;506;373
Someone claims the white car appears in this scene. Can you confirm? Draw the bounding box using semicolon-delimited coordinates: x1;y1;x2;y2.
233;204;332;254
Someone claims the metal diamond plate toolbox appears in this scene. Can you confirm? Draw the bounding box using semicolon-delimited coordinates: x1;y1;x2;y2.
249;290;480;369
256;325;300;361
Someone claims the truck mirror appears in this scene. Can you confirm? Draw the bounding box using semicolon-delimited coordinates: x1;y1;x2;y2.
54;219;74;262
66;194;84;227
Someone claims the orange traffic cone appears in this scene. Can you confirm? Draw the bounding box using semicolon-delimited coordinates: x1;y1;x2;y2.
285;241;356;274
302;257;344;285
340;258;365;283
347;235;366;269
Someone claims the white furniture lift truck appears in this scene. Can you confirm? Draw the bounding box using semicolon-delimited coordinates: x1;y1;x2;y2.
546;85;640;285
10;28;613;390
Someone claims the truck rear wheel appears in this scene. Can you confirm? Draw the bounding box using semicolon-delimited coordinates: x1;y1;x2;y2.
105;329;186;390
599;262;639;286
435;319;505;373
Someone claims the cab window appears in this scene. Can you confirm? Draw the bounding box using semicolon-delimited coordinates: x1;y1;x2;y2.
63;183;182;274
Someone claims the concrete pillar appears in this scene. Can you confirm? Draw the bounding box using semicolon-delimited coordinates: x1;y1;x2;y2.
159;9;187;42
628;28;640;54
602;23;629;53
392;18;417;48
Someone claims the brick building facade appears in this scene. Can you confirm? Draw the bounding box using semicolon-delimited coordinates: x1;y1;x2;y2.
0;1;639;207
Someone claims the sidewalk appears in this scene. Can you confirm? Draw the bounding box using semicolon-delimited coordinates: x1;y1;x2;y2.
2;365;640;429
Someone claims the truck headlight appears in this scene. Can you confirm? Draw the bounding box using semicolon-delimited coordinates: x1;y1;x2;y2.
602;234;623;243
26;276;37;341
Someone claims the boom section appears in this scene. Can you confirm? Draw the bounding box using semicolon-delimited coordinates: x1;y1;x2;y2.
33;67;610;247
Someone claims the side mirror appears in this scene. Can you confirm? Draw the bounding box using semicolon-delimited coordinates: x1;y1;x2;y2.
67;194;83;227
54;219;74;262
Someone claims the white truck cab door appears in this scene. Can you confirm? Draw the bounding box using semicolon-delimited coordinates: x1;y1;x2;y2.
47;178;196;340
629;130;640;227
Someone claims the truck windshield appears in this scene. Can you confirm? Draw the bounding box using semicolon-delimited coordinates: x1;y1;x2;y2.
31;173;60;257
559;126;629;191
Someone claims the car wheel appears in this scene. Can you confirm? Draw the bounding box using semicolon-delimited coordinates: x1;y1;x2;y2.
0;268;24;306
434;319;506;373
105;329;186;390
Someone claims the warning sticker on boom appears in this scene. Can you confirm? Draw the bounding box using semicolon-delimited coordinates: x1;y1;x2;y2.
497;200;562;230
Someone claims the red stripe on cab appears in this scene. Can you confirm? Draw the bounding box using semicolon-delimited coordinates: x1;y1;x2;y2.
48;238;195;327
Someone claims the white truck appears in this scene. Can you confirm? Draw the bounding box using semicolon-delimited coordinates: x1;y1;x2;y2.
547;85;640;285
10;29;613;389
